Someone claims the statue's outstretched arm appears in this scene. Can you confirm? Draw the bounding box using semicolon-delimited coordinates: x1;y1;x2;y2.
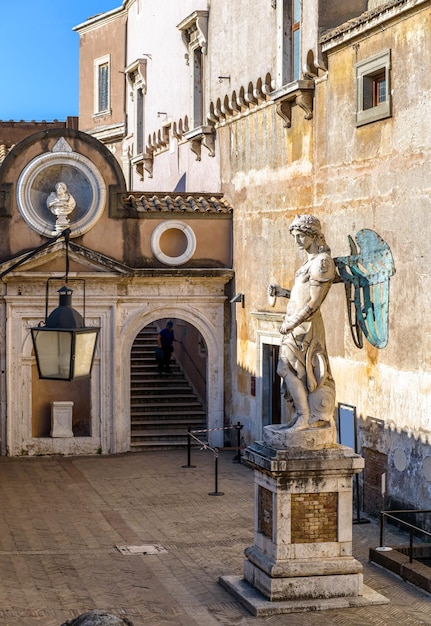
268;283;291;299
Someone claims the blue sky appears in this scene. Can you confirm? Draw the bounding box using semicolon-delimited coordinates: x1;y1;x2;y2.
0;1;121;122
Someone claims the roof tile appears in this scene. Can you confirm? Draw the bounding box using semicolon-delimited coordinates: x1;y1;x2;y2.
121;192;233;215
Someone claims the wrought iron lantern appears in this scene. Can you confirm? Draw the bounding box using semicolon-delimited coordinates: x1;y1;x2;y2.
31;284;99;381
0;228;100;381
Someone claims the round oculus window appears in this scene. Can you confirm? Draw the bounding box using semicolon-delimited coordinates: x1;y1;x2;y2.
151;221;196;266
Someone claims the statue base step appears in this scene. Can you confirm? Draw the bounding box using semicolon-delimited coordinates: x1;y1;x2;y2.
219;575;389;616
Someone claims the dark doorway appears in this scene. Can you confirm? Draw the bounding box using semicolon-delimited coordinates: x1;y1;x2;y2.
262;344;281;426
130;318;207;450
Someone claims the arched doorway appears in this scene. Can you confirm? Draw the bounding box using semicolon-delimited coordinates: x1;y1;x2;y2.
130;318;208;450
117;298;226;454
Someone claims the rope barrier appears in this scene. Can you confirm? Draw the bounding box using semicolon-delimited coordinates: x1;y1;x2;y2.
181;421;244;495
190;424;242;434
188;430;218;457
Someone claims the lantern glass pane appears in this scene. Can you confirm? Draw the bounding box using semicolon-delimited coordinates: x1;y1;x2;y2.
74;331;99;378
32;329;72;379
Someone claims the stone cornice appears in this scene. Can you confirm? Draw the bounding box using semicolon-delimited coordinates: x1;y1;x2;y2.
177;11;209;55
0;239;235;279
86;122;126;143
320;0;429;51
73;5;126;34
270;80;315;128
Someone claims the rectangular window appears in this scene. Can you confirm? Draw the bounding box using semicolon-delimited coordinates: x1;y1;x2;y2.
98;64;109;112
292;0;301;81
125;60;147;156
177;11;208;131
94;55;110;115
136;87;144;154
193;48;203;127
355;50;391;127
276;0;301;87
363;71;386;110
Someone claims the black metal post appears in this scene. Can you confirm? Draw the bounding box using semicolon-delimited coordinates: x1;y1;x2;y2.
182;426;196;468
209;448;224;496
355;474;360;523
380;511;384;548
232;421;242;463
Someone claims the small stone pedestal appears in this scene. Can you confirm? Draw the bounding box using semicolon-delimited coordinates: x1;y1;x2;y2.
51;401;74;438
220;426;388;615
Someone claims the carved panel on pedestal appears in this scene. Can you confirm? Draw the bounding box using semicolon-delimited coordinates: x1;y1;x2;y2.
258;486;273;539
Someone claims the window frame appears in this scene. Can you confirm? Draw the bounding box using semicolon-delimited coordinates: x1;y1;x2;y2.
94;54;111;116
192;46;204;128
276;0;301;88
126;59;147;156
177;11;208;131
355;49;391;127
291;0;301;82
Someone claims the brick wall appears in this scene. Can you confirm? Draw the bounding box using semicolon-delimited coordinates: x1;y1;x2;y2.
363;447;387;516
291;492;338;543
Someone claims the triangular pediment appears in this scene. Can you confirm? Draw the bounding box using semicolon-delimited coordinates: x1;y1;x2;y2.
0;240;131;278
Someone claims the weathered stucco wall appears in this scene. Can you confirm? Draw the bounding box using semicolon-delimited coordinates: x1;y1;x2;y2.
222;1;431;509
219;99;317;441
320;7;431;429
319;5;431;510
77;11;126;135
205;0;276;97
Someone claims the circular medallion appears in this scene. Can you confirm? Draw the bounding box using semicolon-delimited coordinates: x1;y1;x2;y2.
423;456;431;483
392;447;407;472
151;221;196;266
16;138;106;238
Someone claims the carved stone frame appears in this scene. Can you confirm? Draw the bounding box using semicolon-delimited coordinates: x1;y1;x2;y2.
16;138;106;238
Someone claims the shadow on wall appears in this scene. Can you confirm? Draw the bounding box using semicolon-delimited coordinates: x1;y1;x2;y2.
173;173;186;192
338;407;431;527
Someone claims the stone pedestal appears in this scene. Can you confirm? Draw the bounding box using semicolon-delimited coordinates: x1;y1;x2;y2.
220;429;388;615
51;401;74;438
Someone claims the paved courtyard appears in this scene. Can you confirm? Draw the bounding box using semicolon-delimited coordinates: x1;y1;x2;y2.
0;448;429;625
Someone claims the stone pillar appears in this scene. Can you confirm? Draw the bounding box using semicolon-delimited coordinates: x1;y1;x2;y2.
220;428;389;615
244;441;364;601
51;401;74;438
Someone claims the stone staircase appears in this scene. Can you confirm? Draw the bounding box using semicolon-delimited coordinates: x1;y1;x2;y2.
130;324;207;450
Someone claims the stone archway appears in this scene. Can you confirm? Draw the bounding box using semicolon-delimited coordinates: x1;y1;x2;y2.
129;318;208;450
116;300;226;453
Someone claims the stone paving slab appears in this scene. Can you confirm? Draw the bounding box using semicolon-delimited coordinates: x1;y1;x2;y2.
0;450;430;625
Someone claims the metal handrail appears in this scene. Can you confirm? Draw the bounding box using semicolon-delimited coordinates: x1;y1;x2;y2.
179;342;206;385
380;509;431;563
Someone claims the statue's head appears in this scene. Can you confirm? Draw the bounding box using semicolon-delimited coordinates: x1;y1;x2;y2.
56;181;67;194
289;214;321;237
289;214;330;253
